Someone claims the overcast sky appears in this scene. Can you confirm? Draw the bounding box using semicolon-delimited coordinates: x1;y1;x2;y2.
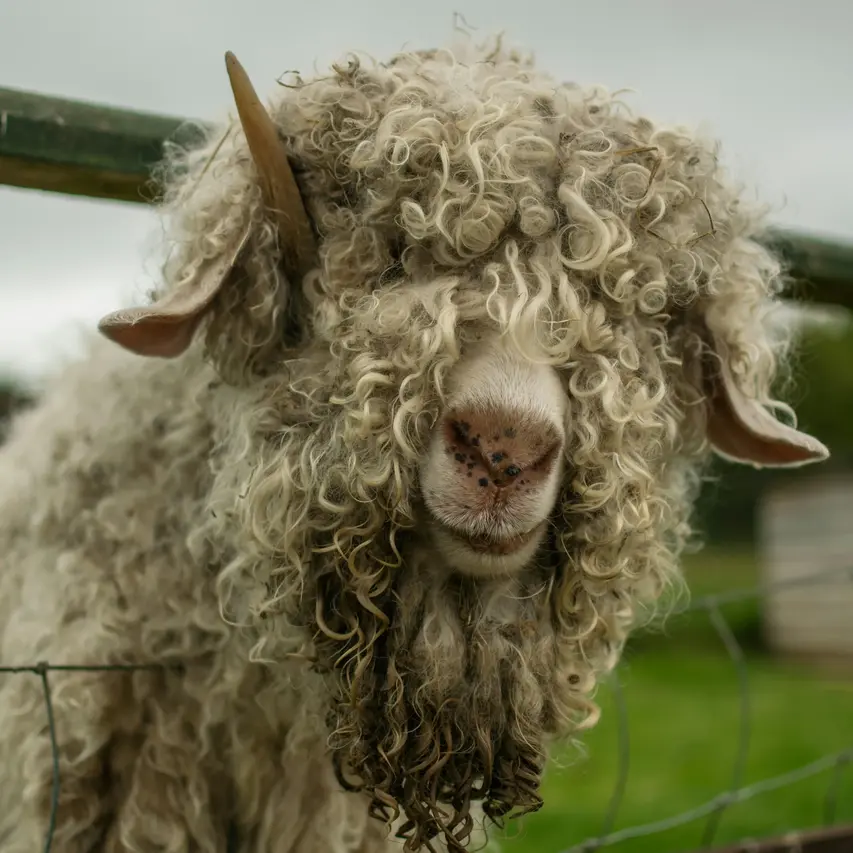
1;0;851;383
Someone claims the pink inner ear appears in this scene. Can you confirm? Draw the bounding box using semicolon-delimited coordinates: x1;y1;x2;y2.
706;347;829;469
97;224;252;359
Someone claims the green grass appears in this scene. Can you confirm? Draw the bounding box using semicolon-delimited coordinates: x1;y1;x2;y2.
493;548;853;853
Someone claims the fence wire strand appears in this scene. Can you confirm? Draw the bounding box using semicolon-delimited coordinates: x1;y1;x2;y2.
0;663;176;853
822;750;852;827
598;674;631;846
698;602;752;849
564;748;853;852
1;565;851;853
563;561;853;853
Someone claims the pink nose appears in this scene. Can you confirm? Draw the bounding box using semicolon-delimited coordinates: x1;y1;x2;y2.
443;406;562;493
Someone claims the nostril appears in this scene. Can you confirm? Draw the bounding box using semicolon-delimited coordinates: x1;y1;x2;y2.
442;407;562;489
444;418;474;449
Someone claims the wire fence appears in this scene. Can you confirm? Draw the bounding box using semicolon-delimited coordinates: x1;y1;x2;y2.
559;561;853;853
2;563;852;853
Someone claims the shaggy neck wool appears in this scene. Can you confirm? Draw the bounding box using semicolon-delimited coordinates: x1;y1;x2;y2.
319;540;578;850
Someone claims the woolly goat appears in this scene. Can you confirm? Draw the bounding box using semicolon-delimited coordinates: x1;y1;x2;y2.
0;39;829;853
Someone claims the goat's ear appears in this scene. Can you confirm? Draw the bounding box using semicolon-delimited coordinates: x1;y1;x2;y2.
703;329;829;468
97;223;252;358
98;51;316;360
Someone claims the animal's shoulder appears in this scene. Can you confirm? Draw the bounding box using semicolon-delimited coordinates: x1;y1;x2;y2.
0;335;218;519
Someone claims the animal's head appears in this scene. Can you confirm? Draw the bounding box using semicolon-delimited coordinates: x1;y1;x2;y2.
99;43;828;850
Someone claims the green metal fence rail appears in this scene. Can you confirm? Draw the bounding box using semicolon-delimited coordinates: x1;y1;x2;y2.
1;85;851;309
0;86;205;203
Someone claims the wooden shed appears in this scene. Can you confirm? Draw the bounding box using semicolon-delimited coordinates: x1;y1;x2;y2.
758;472;853;663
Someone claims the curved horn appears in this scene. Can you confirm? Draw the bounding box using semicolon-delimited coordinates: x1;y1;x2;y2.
224;51;316;280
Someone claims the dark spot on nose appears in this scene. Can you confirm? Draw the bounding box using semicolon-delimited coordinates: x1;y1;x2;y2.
569;674;581;685
471;437;480;447
505;464;521;477
467;462;475;470
490;452;505;464
454;453;465;462
478;477;489;487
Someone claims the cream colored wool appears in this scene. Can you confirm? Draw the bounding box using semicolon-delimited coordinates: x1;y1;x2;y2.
0;36;825;853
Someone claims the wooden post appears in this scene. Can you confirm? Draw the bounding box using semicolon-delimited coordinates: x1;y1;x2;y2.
696;824;853;853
